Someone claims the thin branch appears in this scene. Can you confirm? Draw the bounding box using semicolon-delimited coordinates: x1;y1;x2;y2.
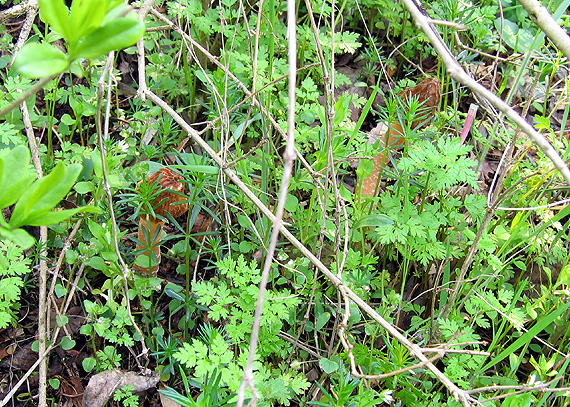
400;0;570;185
143;86;475;406
96;52;148;361
518;0;570;60
21;97;48;407
8;0;38;67
0;0;32;23
135;0;155;101
236;0;297;404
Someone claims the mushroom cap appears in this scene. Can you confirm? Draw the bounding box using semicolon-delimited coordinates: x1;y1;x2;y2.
144;168;189;218
397;77;441;129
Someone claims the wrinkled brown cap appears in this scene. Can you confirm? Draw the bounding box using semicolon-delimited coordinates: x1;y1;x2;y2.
143;167;189;218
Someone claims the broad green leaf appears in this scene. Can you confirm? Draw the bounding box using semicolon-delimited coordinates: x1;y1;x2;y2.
284;194;298;213
9;162;81;227
0;145;35;208
20;205;100;226
82;357;96;372
0;228;35;249
319;357;339;374
68;0;107;45
101;1;130;24
134;254;159;269
74;181;93;194
356;158;374;179
13;42;69;78
86;256;106;271
38;0;70;38
88;219;107;245
71;16;145;60
315;311;330;331
354;214;394;228
181;165;219;175
48;378;61;389
60;337;75;350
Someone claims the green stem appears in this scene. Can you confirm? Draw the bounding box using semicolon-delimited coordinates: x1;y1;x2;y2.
0;74;58;119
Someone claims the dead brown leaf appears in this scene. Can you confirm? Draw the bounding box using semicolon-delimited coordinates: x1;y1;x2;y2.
82;369;159;407
158;384;182;407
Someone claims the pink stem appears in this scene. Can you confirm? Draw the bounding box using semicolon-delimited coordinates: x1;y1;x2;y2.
460;103;479;145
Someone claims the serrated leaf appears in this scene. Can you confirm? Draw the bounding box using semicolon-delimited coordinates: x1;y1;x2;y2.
71;16;145;60
13;42;69;78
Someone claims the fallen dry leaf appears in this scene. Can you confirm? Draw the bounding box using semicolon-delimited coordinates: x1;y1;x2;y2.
82;369;159;407
159;384;183;407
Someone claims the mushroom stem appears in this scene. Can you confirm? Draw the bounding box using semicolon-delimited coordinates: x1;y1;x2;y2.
359;77;441;198
134;215;164;277
133;167;189;276
360;124;404;198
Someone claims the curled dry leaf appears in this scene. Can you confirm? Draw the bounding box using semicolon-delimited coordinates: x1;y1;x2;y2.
397;77;441;130
360;77;441;197
82;369;159;407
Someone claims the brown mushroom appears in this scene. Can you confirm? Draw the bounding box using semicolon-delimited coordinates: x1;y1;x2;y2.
360;77;441;197
133;168;189;276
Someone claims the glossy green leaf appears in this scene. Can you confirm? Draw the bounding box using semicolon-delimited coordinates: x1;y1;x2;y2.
354;214;394;228
68;0;107;45
71;16;145;60
0;145;36;208
319;357;339;374
0;228;35;250
13;42;69;78
9;162;81;227
38;0;69;38
21;205;100;227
